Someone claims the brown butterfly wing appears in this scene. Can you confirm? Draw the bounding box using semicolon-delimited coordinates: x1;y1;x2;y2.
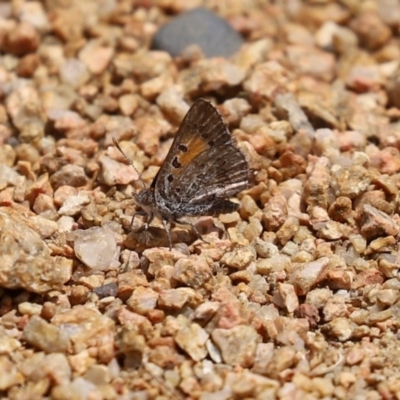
154;99;249;218
164;98;234;165
169;144;248;216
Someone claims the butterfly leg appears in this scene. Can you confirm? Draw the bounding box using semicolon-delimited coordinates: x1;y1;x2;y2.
130;211;154;247
143;212;154;231
141;212;155;247
131;211;148;229
176;219;208;244
162;219;173;250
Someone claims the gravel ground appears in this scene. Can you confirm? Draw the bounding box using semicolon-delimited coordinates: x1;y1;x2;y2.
1;1;400;399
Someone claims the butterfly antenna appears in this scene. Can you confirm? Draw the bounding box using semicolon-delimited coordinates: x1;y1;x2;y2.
112;138;147;189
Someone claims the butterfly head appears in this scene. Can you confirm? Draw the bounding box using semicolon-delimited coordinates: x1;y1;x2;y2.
112;138;156;214
134;188;154;210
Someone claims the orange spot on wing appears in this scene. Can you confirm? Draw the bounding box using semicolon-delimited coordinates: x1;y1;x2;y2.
179;135;208;166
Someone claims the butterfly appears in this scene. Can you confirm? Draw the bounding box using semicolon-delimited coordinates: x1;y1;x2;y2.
114;98;249;249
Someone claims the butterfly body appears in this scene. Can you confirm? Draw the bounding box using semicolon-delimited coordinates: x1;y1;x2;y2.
117;98;249;249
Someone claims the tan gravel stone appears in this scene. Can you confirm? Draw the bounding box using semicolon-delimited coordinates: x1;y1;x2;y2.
220;246;256;270
350;12;391;50
58;192;91;216
18;2;50;33
141;74;174;101
262;195;288;232
0;208;72;293
200;58;246;91
175;321;209;362
4;22;40;56
376;289;399;307
221;97;252;125
328;196;353;223
101;151;141;186
113;51;173;81
23;316;70;353
59;58;90;89
16;53;40;77
243;216;263;241
367;235;396;253
126;286;159;315
253;237;279;258
158;288;195;310
289;257;330;296
257;255;291;276
18;302;43;316
192;301;220;324
303;156;332;209
358;204;399;240
5;85;45;141
243;61;291;100
51;306;115;363
79;40;114;75
0;355;23;390
47;109;86;132
73;226;119;271
326;317;355;341
0;327;22;355
276;283;299;313
118;93;139;116
20;352;71;386
276;216;300;246
219;211;240;224
172;256;212;288
286;45;335;81
332;165;371;198
322;294;349;321
378;256;399;278
49;165;88;190
212;325;261;367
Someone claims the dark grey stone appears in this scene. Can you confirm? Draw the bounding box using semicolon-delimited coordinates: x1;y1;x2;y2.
93;282;118;298
151;7;244;58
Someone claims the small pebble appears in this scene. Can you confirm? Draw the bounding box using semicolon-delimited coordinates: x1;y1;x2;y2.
73;227;119;271
23;316;70;353
212;325;261;367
